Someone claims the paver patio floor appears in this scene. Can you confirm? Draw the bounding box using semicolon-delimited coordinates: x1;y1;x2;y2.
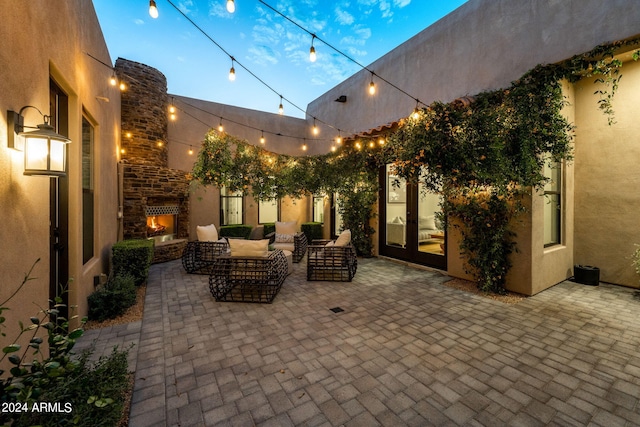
77;257;640;426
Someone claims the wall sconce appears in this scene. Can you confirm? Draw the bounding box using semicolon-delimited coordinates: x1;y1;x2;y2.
7;106;71;177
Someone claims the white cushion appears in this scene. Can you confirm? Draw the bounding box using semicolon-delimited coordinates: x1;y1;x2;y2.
275;221;297;236
196;224;218;241
272;242;295;252
228;239;269;257
419;215;436;230
334;230;351;247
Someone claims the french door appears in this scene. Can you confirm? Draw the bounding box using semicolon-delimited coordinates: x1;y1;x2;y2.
379;165;446;269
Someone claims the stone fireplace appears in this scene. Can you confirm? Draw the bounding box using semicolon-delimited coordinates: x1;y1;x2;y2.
117;58;189;263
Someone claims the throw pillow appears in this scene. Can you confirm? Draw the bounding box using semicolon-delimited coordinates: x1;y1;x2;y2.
275;221;297;236
196;224;218;241
419;215;436;230
228;239;269;257
275;233;295;243
334;229;351;247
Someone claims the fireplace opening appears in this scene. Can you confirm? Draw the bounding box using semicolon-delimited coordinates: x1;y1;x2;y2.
145;205;180;243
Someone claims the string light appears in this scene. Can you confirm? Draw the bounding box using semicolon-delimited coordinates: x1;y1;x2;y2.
188;145;194;155
149;0;159;18
109;73;117;87
228;58;236;81
412;100;421;120
309;35;317;62
278;95;284;115
218;119;224;132
312;118;319;135
369;72;376;95
260;131;265;144
169;98;177;121
336;131;342;145
226;0;235;13
157;141;164;147
378;138;385;145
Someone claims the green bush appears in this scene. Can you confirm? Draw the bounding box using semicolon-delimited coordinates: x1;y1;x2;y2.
262;223;275;236
88;274;137;322
219;225;253;239
112;239;154;286
301;222;323;243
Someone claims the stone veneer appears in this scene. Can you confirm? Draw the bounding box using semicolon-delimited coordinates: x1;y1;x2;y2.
116;58;189;262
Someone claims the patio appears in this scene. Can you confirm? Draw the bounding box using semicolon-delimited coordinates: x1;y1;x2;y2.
77;257;640;426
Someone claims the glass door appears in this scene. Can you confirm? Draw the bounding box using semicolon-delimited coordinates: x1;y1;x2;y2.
380;165;446;269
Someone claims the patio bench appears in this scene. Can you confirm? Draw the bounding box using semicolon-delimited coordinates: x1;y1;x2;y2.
208;249;289;303
307;239;358;282
182;240;229;274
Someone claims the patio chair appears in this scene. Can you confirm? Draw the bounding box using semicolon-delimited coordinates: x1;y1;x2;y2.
208;249;288;303
306;235;357;282
266;221;308;263
182;240;229;274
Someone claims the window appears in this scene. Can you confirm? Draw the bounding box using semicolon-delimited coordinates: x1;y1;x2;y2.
543;159;562;247
82;116;94;264
259;199;279;224
220;186;243;225
312;195;324;223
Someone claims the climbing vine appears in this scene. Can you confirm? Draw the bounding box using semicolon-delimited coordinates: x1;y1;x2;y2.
190;39;640;291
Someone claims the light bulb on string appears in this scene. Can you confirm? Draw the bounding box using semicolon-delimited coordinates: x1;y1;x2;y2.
226;0;235;13
188;145;194;155
309;35;317;62
312;118;319;135
369;72;376;95
278;96;284;115
218;119;224;132
169;98;177;121
149;0;159;18
119;80;126;91
336;131;342;145
260;131;265;144
109;73;117;87
229;58;236;82
412;100;421;120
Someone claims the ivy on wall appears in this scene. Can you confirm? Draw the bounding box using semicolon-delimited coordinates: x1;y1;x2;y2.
190;39;640;289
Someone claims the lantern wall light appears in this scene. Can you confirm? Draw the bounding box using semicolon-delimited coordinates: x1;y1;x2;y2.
7;106;71;177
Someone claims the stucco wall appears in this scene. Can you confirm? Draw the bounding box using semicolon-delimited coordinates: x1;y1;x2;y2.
574;55;640;287
307;0;640;136
0;1;120;337
167;95;328;237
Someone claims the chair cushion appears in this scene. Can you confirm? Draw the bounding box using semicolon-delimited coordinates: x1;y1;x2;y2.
334;230;351;247
275;233;294;243
229;239;269;257
272;242;295;252
196;224;218;241
275;221;297;235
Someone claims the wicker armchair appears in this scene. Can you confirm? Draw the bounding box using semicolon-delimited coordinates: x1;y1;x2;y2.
267;231;308;263
306;240;358;282
182;240;229;274
208;249;288;303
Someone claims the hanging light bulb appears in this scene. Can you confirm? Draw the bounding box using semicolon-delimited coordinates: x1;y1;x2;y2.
355;141;362;150
218;119;224;132
369;72;376;95
119;81;126;91
312;118;319;135
302;143;308;151
412;100;421;120
169;99;177;121
309;35;317;62
336;131;342;145
378;138;385;145
149;0;159;18
229;58;236;81
278;96;284;115
331;146;336;152
226;0;235;13
188;145;194;155
109;73;117;87
260;131;265;144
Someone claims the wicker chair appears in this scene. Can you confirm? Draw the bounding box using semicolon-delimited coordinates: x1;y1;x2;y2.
182;240;229;274
267;231;308;263
306;240;358;282
208;249;288;303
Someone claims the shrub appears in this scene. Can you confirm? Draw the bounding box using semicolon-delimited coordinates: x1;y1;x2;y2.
88;274;137;322
262;223;275;236
219;225;253;239
301;222;323;243
112;239;154;286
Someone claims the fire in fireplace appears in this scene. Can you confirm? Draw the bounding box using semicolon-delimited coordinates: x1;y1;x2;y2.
145;205;179;243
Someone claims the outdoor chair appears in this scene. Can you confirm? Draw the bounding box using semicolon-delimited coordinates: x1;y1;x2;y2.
266;221;308;263
208;249;288;303
181;240;229;274
307;238;358;282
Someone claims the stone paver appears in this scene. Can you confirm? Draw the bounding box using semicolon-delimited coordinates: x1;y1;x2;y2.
77;257;640;426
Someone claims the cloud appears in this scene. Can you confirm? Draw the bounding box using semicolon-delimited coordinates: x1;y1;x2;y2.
134;19;145;25
246;45;279;66
394;0;411;6
178;0;194;15
208;2;231;19
334;7;355;25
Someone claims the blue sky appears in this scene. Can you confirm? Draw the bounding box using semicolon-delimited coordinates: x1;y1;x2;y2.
93;0;467;118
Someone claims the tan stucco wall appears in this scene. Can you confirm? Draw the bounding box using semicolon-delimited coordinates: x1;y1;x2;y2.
307;0;640;137
168;95;329;237
573;55;640;287
0;1;120;340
